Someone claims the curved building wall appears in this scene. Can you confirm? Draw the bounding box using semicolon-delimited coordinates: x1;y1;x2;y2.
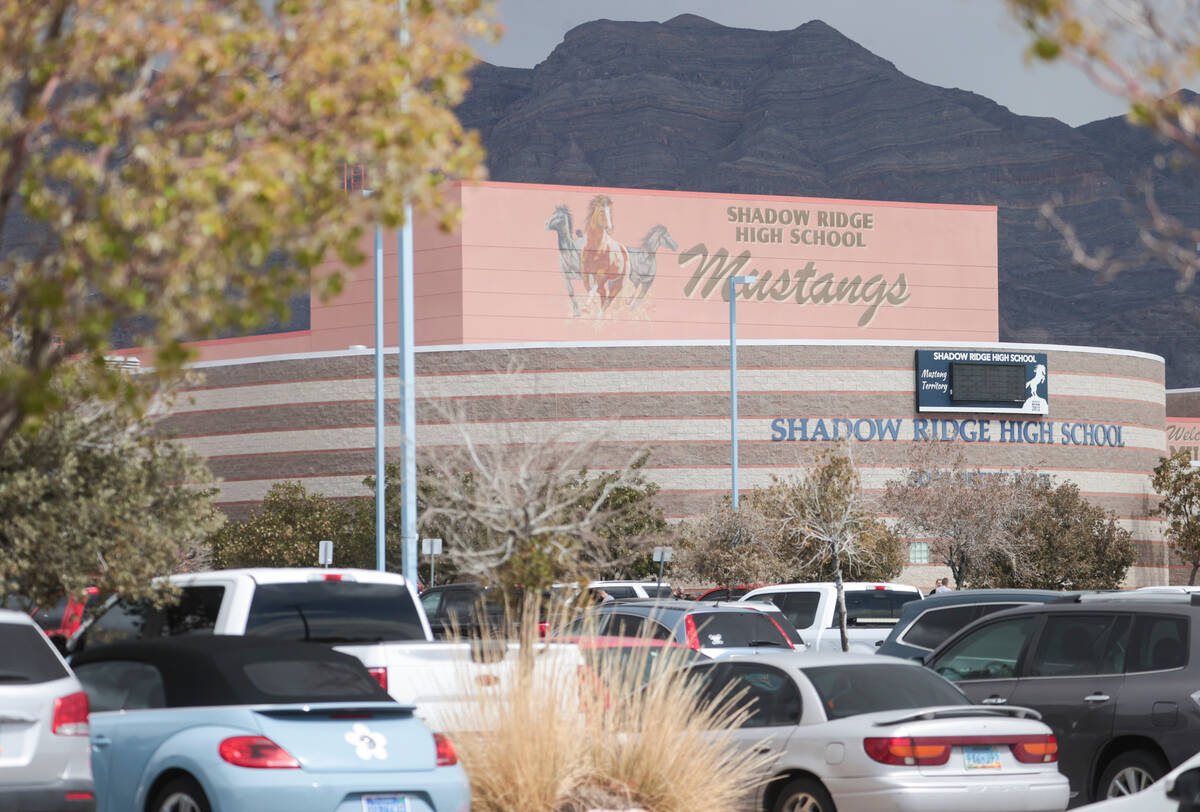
159;339;1169;587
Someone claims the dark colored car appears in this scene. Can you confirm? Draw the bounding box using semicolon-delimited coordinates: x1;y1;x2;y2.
924;595;1200;806
419;583;511;639
566;599;802;656
877;588;1071;660
695;585;764;602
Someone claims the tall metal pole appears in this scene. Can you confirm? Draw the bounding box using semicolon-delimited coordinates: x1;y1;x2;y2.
728;275;756;511
729;276;740;511
398;213;417;583
374;221;386;572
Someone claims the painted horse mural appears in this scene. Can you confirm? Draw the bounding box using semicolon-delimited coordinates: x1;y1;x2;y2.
545;204;589;317
582;195;630;313
625;224;677;305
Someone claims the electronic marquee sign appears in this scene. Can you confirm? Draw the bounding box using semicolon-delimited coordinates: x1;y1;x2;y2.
916;350;1048;415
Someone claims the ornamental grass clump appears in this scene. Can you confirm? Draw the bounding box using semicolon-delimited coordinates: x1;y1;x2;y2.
444;596;767;812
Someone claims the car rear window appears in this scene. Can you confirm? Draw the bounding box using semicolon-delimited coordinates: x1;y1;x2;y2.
77;586;225;649
243;659;385;700
581;645;706;686
804;663;968;719
0;624;69;683
644;586;673;599
244;582;424;642
690;611;791;649
756;591;821;630
832;589;921;627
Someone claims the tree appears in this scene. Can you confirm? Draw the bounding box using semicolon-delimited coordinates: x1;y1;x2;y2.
1004;0;1200;286
676;499;780;589
416;395;663;591
0;0;493;447
206;481;358;570
765;446;904;652
1152;449;1200;583
884;440;1042;588
0;383;222;608
985;480;1136;589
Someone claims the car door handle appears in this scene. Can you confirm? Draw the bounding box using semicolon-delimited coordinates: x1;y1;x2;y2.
1084;693;1110;704
981;696;1007;705
92;735;111;748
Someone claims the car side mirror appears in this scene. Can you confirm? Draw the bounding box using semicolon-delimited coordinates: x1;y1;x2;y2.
1167;767;1200;811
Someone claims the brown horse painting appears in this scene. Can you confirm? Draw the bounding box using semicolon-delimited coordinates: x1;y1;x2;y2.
582;195;630;313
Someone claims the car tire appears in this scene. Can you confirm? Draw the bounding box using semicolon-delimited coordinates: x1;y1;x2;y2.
1099;749;1167;800
150;776;212;812
772;777;837;812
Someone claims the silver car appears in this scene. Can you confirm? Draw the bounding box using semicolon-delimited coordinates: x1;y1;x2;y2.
0;609;95;810
683;652;1069;812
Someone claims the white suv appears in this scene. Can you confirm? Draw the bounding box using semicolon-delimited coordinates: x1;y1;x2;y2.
0;609;94;810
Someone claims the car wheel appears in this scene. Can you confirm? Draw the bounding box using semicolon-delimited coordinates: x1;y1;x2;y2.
772;777;837;812
1099;749;1167;799
150;776;212;812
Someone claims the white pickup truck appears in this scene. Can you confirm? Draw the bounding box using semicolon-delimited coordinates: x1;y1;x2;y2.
738;582;923;653
68;567;565;730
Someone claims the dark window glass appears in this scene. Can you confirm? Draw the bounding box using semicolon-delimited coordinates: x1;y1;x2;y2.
832;590;922;627
244;582;424;643
702;663;802;728
0;624;68;683
441;590;478;621
930;616;1036;682
243;660;383;700
902;606;981;651
805;663;968;719
1127;615;1188;673
75;661;166;712
644;620;674;640
420;591;442;616
690;612;791;649
78;587;224;649
763;610;804;646
599;586;637;599
605;613;646;638
758;592;821;630
1029;614;1127;677
645;586;674;599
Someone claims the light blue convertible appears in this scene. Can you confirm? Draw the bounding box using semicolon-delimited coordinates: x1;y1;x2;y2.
70;637;469;812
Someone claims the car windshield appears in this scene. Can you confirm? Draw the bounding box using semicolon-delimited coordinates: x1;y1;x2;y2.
244;582;424;642
690;611;792;648
0;624;69;683
832;589;922;626
803;663;968;719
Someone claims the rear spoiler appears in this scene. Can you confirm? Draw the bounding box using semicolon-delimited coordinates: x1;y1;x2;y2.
875;705;1043;725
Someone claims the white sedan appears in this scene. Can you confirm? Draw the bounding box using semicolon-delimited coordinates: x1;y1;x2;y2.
1075;750;1200;811
684;652;1069;812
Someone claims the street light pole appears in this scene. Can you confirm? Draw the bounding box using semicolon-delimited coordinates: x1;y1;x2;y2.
728;274;757;510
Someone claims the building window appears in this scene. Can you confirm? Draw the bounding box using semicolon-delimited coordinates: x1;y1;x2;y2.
908;541;930;565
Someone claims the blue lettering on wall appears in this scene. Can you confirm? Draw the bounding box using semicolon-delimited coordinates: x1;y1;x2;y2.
768;417;1127;447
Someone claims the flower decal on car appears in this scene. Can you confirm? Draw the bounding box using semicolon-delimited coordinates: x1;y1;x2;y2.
345;723;388;761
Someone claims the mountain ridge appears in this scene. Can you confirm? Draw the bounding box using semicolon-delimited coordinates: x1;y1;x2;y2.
459;15;1200;385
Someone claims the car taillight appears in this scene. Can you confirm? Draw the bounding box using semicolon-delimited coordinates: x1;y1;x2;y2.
367;666;388;691
218;736;300;768
1012;735;1058;763
51;692;89;736
538;621;549;639
684;615;700;650
434;733;457;766
764;615;795;650
64;792;95;803
864;737;951;766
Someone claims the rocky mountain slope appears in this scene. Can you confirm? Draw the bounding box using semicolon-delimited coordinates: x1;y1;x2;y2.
458;14;1200;386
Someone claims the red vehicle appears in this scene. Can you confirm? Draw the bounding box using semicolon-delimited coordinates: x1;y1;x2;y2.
2;588;100;640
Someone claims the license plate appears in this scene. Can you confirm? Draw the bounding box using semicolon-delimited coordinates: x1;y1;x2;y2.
963;745;1003;769
362;795;410;812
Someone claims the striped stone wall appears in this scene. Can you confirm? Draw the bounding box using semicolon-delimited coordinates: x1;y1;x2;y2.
161;340;1169;586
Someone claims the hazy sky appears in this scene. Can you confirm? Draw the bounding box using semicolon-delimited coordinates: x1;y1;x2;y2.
473;0;1130;127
